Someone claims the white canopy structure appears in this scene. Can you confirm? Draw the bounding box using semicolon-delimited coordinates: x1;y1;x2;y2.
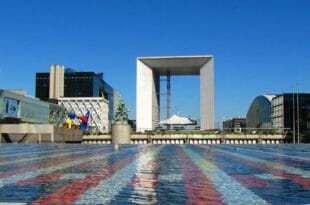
159;115;196;125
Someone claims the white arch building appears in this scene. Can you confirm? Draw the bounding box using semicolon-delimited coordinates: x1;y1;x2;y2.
136;56;214;132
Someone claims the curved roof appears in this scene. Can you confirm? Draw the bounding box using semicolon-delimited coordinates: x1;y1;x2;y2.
262;94;277;102
246;95;276;128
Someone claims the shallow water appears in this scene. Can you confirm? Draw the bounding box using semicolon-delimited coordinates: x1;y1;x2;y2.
0;144;309;204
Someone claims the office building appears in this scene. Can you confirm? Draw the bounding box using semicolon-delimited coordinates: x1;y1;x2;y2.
246;95;276;128
0;89;65;125
223;118;246;132
58;97;109;133
35;65;122;129
247;93;310;142
272;93;310;143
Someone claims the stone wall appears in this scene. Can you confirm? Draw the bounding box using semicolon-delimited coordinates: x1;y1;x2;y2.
82;133;286;144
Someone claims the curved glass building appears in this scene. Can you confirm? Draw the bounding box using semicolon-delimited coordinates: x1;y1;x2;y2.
246;95;276;128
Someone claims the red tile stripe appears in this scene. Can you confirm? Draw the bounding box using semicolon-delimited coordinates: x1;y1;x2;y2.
233;175;270;188
0;150;104;179
14;173;63;186
32;149;154;205
215;151;310;189
176;146;225;205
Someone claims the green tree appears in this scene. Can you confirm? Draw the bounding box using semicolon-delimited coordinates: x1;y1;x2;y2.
114;99;129;123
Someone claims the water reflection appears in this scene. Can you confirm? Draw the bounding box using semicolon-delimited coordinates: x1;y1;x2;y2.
0;144;308;204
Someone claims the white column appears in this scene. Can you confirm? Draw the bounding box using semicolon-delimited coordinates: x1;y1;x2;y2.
200;58;214;130
49;65;55;99
136;60;156;132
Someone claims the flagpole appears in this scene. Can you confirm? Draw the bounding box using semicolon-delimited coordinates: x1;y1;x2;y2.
293;91;295;144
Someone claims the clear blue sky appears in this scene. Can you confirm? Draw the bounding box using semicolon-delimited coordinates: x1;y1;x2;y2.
0;0;309;123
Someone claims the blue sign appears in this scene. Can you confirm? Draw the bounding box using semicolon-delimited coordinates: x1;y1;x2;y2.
4;98;19;118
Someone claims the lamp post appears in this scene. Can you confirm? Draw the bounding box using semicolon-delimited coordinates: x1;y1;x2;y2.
297;89;300;144
293;91;295;144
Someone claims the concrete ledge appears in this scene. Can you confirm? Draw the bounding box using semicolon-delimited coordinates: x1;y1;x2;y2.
0;123;82;143
83;135;112;140
82;133;286;144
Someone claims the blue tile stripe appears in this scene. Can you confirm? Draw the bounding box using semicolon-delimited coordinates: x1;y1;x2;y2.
182;145;270;205
0;147;137;189
75;146;161;204
215;148;310;178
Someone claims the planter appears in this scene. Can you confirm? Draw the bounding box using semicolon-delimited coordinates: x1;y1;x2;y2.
111;123;131;144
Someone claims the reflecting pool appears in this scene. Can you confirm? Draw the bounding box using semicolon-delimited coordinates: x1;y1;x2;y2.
0;144;309;204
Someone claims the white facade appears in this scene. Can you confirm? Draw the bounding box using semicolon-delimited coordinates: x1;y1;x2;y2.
271;95;284;128
49;65;64;99
58;97;109;133
136;56;214;132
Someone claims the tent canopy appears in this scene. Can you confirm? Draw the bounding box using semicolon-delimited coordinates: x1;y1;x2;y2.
159;114;196;125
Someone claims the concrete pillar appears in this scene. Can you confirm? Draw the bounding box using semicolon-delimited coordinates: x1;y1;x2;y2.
200;58;214;130
112;124;131;144
136;60;159;131
51;133;54;143
49;65;64;99
49;65;55;99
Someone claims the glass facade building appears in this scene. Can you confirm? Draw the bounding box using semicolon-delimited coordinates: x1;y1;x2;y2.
223;118;246;132
246;95;276;128
247;93;310;142
35;73;50;101
0;90;65;125
36;72;108;100
272;93;310;143
35;69;121;128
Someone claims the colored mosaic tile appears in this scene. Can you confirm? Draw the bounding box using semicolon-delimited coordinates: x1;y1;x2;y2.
0;144;308;204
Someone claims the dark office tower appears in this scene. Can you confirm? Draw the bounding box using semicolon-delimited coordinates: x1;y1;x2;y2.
35;73;50;101
272;93;310;143
35;67;109;100
64;72;103;97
